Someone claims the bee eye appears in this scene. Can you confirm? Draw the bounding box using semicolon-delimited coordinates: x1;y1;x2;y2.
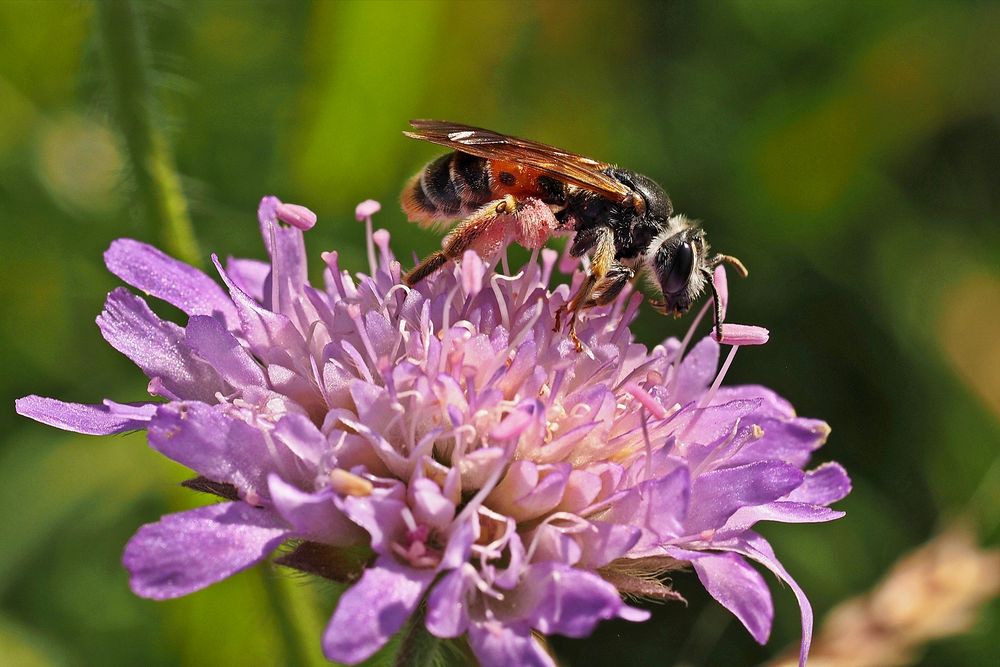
664;241;693;295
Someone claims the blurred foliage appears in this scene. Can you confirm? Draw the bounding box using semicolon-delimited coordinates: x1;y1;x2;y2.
2;0;998;665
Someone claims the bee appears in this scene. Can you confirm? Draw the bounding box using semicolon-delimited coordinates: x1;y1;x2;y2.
401;120;747;349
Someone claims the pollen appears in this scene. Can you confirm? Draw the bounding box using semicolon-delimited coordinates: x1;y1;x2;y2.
329;469;373;497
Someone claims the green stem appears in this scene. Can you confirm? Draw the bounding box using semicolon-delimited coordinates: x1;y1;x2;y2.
95;0;201;266
259;566;310;667
394;605;446;667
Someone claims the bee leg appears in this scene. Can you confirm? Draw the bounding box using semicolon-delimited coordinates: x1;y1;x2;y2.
405;195;517;286
553;227;616;351
557;274;597;351
704;255;748;340
705;268;725;341
585;264;635;308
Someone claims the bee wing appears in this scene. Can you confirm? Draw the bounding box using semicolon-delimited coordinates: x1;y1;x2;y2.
405;120;635;204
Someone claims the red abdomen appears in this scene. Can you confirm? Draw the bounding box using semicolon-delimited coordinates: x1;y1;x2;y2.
402;152;564;225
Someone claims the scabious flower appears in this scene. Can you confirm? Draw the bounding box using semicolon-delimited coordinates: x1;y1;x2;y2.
16;196;850;666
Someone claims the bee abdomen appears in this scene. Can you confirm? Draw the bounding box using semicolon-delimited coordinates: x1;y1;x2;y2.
403;152;493;223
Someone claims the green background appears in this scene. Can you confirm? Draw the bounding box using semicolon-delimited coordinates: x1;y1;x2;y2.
2;1;998;665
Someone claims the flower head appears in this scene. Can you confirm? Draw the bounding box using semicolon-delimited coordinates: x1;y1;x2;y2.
16;196;849;666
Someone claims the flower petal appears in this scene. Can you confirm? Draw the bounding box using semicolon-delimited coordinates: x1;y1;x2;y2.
721;502;845;534
487;461;571;521
720;532;814;667
727;417;831;469
147;402;287;499
272;413;327;466
576;520;642;568
520;562;650;637
341;488;408;554
267;474;363;546
425;564;475;637
785;462;851;505
666;547;773;644
211;254;309;369
408;476;456;533
608;467;690;551
323;556;434;664
123;502;290;599
15;395;155;435
672;337;720;403
687;461;804;532
225;257;270;303
97;288;224;402
467;619;555;667
259;196;309;316
104;239;238;329
184;315;267;391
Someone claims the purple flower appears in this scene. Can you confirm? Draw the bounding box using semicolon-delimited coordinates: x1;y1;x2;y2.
16;195;849;666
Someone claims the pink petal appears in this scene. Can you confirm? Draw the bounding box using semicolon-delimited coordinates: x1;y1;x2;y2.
123;502;290;599
267;475;363;546
576;520;642;568
786;462;852;505
722;533;814;667
672;337;721;403
687;461;804;532
147;402;284;499
225;257;270;303
520;562;650;637
97;288;224;402
184;315;267;391
104;239;238;330
468;619;555;667
721;502;845;534
15;396;155;435
605;467;690;551
211;254;309;369
323;556;433;664
425;565;474;637
666;547;773;644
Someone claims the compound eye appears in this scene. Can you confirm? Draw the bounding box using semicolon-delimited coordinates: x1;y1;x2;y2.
664;241;693;295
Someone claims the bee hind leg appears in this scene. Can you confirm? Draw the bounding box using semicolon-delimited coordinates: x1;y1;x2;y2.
404;195;518;287
405;251;449;286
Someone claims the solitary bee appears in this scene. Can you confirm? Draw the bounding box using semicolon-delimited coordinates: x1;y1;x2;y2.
401;120;746;348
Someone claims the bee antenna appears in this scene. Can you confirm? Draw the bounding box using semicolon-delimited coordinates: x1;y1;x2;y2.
710;254;749;278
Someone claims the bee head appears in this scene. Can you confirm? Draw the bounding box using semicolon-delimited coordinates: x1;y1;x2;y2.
649;218;708;317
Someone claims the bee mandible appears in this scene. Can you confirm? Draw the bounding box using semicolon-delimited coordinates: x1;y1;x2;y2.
400;120;747;349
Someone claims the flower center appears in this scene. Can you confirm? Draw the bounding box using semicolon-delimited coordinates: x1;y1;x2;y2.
391;523;443;569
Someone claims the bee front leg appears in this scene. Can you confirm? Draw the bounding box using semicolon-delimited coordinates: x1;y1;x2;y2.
554;273;597;351
585;264;635;307
405;195;517;286
553;227;616;351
